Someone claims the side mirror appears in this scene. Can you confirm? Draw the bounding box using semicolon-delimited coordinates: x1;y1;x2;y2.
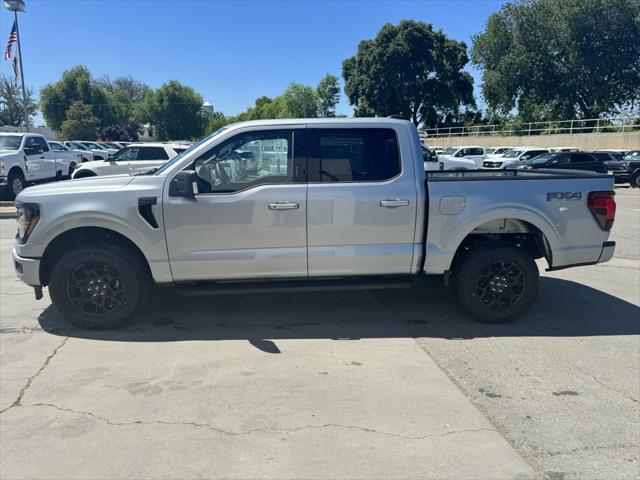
24;146;42;155
169;170;199;197
455;151;464;158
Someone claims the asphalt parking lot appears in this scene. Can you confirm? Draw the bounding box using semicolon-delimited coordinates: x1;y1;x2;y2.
0;188;638;480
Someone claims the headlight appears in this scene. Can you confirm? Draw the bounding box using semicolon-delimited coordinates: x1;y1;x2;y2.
15;202;40;244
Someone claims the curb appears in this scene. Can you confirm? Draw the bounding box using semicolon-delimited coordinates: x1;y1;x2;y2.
0;212;18;219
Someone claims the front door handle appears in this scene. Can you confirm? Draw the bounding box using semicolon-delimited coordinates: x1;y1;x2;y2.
380;199;410;208
268;201;299;210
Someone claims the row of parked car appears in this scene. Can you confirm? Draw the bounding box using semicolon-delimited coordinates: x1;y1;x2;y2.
2;131;638;200
421;144;640;187
0;132;190;199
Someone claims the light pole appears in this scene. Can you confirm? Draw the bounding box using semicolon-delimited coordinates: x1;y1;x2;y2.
3;0;28;132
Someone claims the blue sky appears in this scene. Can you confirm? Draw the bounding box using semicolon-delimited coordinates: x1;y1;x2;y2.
1;0;506;126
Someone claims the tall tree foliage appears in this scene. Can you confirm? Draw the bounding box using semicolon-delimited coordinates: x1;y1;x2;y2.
316;74;341;117
58;101;100;140
342;20;475;126
141;80;205;140
0;76;37;127
471;0;640;120
40;66;116;130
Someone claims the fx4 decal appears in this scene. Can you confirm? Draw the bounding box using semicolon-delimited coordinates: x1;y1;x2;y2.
546;192;582;201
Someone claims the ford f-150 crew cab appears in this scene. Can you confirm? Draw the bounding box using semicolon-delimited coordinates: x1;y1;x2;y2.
0;132;82;199
12;118;616;329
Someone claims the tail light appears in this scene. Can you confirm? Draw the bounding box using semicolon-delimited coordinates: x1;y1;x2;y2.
588;191;616;231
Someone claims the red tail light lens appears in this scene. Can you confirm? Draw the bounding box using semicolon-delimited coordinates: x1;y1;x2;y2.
588;191;616;231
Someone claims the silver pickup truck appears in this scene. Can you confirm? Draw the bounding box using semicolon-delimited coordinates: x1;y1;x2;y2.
12;118;616;329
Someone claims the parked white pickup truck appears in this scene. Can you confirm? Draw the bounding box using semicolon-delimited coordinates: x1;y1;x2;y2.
13;118;616;329
0;133;81;199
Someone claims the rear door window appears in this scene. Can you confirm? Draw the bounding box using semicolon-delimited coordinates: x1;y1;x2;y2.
570;153;595;163
308;128;400;183
138;147;169;161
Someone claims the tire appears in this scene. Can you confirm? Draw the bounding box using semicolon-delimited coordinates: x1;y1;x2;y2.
456;243;539;323
631;172;640;188
48;242;150;329
7;170;27;200
68;163;76;177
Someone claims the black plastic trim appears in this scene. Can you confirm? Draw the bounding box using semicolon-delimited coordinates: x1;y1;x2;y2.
138;197;158;228
427;169;610;182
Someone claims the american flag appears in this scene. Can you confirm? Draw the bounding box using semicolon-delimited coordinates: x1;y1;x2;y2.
5;20;18;61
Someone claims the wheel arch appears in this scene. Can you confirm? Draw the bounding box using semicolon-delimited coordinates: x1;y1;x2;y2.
446;217;554;281
7;164;26;178
39;226;151;287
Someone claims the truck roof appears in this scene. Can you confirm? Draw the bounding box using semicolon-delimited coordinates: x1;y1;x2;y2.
224;117;415;129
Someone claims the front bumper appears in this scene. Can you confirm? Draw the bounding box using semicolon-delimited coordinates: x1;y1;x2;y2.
12;248;41;287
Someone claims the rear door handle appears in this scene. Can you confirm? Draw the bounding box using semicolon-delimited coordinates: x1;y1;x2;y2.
380;199;410;208
268;201;299;210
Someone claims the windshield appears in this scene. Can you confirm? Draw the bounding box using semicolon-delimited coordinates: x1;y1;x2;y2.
99;143;114;149
441;147;459;156
0;135;23;150
486;148;496;154
154;127;230;175
81;142;100;149
503;149;523;159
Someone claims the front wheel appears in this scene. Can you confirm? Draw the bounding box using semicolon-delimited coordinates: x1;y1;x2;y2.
8;170;27;199
48;243;150;329
631;172;640;188
455;244;539;323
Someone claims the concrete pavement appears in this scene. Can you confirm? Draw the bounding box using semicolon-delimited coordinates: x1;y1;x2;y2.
1;189;638;479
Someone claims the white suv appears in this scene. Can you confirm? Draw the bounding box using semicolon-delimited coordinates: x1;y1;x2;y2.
483;147;549;169
72;143;187;178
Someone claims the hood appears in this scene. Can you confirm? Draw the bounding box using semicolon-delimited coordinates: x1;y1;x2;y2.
16;175;135;201
0;149;20;157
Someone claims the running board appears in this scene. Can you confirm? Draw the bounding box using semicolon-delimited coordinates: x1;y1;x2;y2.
174;276;412;297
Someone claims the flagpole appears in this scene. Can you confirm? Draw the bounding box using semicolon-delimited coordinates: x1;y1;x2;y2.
13;10;28;132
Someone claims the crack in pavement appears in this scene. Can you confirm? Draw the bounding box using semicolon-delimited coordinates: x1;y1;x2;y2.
541;443;639;457
25;402;494;440
0;337;69;415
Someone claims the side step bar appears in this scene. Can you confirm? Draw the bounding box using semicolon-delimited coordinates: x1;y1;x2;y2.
174;276;413;297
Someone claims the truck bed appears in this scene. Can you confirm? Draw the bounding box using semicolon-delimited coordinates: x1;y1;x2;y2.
422;168;615;275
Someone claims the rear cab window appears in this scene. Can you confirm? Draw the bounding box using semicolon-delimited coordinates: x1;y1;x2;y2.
307;128;401;183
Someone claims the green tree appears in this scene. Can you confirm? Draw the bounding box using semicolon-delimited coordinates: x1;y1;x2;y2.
316;74;341;117
0;76;38;127
342;20;475;126
99;75;152;123
40;66;116;130
58;101;100;140
142;80;205;140
281;82;320;118
471;0;640;120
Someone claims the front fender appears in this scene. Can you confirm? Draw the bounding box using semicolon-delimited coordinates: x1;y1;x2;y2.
17;200;171;283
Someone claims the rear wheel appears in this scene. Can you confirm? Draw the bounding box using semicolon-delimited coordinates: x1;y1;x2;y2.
48;243;150;329
455;244;539;323
67;162;77;177
631;171;640;188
